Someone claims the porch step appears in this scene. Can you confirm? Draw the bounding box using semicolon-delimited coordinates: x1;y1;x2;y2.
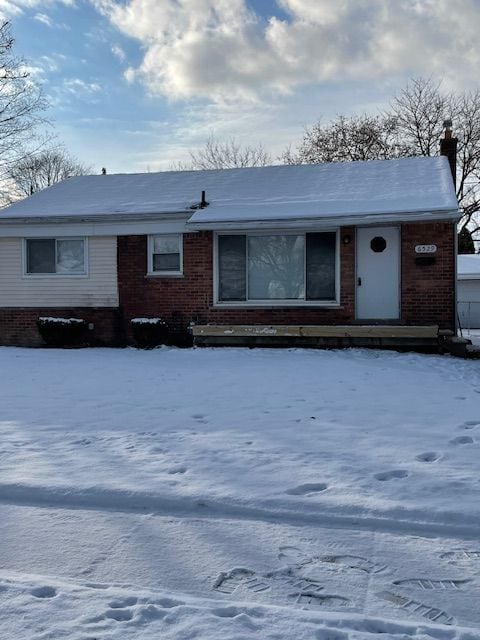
442;336;473;358
192;325;439;339
192;324;440;351
466;344;480;359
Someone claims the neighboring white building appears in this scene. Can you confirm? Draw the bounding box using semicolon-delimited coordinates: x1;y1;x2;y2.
458;254;480;329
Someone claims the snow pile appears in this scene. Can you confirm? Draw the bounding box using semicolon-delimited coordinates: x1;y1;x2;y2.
38;317;85;325
131;317;167;325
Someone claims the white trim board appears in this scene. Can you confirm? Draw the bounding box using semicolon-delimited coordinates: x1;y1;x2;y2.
0;219;192;238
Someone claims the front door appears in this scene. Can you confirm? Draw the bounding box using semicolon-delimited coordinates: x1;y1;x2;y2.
356;226;400;320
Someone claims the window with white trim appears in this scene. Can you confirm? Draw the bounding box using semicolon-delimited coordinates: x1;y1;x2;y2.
217;232;338;304
148;234;183;275
25;238;86;275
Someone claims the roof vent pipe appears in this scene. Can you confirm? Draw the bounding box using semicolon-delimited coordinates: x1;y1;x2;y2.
200;190;209;208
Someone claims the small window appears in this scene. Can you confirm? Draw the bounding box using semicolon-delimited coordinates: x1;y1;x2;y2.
148;234;183;275
370;236;387;253
25;238;86;275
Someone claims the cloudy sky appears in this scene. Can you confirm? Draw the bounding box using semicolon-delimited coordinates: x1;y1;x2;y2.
6;0;480;173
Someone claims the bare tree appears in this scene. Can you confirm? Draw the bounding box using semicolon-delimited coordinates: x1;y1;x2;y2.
179;136;272;170
282;114;406;164
390;78;451;156
6;148;90;201
284;79;480;247
0;22;47;171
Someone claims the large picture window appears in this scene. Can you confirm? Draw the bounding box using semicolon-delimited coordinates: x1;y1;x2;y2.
25;238;86;275
217;232;337;304
148;234;183;275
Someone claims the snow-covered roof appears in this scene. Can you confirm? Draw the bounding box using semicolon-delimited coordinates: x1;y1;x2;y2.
458;254;480;279
0;156;458;228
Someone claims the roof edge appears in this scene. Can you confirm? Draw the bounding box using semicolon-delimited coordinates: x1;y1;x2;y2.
187;208;460;231
0;210;192;225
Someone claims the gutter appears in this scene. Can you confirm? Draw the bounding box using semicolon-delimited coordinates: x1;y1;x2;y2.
186;208;461;231
0;210;192;225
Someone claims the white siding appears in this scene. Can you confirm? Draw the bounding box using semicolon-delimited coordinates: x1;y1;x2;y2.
458;280;480;329
0;236;118;308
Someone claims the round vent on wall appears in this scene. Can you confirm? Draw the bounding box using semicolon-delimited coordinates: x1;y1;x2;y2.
370;236;387;253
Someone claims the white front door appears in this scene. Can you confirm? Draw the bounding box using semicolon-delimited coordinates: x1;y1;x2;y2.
356;226;400;320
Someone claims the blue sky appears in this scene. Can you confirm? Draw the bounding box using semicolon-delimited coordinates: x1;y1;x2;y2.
6;0;480;174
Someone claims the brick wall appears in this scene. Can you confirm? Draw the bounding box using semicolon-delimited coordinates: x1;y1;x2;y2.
117;229;356;340
401;222;456;330
0;222;455;347
0;307;122;346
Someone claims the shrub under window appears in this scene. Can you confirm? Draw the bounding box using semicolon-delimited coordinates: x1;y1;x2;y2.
26;239;86;275
217;232;337;303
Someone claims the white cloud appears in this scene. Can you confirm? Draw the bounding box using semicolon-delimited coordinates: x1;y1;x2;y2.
63;78;101;96
91;0;480;103
123;66;135;84
111;44;125;62
0;0;74;20
34;12;53;26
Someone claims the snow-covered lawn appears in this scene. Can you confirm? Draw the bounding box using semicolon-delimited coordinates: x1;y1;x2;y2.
1;346;480;638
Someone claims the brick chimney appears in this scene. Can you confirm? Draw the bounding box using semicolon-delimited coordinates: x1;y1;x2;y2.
440;119;457;189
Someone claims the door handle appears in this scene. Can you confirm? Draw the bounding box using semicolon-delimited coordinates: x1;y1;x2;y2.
357;277;362;286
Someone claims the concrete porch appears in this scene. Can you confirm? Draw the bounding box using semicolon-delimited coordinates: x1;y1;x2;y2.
192;324;443;351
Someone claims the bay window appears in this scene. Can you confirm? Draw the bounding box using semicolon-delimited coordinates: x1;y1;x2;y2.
217;232;338;304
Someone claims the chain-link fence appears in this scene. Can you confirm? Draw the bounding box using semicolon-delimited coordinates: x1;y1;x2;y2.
458;300;480;332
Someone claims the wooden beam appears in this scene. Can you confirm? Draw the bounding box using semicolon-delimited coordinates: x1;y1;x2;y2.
192;325;439;339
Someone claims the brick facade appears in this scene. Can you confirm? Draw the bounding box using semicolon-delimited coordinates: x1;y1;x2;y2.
0;221;456;347
117;228;356;340
401;222;456;329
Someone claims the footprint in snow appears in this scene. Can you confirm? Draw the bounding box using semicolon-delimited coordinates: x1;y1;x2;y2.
416;452;441;463
109;597;138;608
461;420;480;429
167;465;187;474
192;414;208;422
374;470;408;481
31;586;57;599
105;608;134;621
286;483;328;496
449;435;474;446
71;438;91;446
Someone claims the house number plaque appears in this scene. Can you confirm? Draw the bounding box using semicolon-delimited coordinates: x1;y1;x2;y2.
415;244;437;254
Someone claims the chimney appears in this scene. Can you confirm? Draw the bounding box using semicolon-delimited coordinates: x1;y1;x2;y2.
101;167;107;175
440;119;457;189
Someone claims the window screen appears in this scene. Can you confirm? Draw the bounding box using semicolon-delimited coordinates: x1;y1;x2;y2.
218;235;246;301
151;235;181;272
306;232;336;300
248;235;305;300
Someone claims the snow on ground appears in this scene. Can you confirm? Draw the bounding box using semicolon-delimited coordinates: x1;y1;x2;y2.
465;329;480;346
0;346;480;638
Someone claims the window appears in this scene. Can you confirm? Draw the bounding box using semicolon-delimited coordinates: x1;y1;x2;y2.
148;234;183;275
217;232;337;304
25;238;86;275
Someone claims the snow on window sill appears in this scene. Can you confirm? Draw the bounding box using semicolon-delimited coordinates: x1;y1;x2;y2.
145;272;184;279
